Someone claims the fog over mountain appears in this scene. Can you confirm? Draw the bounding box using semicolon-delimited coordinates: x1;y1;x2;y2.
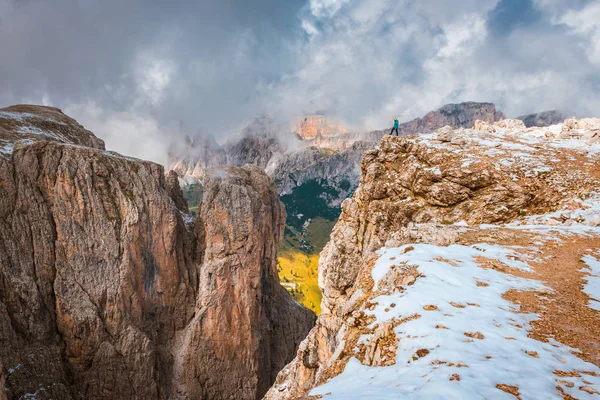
1;0;599;163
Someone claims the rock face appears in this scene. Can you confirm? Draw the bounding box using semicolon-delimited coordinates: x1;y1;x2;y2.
0;105;315;400
171;165;316;400
517;110;565;127
0;104;106;149
293;115;347;141
366;102;505;140
403;101;505;134
268;142;370;201
266;118;600;399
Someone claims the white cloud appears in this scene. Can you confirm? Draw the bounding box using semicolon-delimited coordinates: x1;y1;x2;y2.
262;0;600;130
309;0;350;18
301;19;319;36
64;102;174;165
264;1;501;129
437;15;488;59
134;54;177;106
560;2;600;64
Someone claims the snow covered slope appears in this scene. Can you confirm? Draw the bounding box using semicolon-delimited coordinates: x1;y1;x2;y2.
312;238;600;399
266;118;600;399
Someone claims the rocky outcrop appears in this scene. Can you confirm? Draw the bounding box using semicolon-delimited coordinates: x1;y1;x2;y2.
365;102;505;141
0;104;105;149
405;101;505;134
0;105;314;400
266;118;600;399
292;115;350;149
517;110;564;127
171;165;316;399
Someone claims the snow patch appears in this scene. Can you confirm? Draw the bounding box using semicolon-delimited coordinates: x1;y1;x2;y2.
0;111;36;122
180;211;195;227
581;254;600;311
0;140;14;156
312;243;600;399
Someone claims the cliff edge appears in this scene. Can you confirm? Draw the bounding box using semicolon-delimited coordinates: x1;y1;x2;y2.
266;117;600;399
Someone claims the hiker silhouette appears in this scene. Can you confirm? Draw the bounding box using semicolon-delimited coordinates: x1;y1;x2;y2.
390;118;399;136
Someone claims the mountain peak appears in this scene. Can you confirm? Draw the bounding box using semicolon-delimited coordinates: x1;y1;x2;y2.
0;104;105;151
293;115;348;140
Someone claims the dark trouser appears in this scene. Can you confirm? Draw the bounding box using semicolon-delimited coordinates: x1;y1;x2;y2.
390;127;399;136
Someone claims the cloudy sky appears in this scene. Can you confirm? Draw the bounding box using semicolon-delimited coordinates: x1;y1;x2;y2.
1;0;599;163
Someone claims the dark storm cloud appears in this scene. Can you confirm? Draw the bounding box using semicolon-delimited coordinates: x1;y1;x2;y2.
487;0;541;36
0;0;304;133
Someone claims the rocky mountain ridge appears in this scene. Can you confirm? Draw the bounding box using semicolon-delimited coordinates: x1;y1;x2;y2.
266;117;600;399
366;102;504;140
0;105;315;400
170;102;561;199
169;102;570;314
169;102;518;228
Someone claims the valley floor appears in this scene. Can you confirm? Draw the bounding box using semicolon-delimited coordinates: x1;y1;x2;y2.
278;217;337;314
278;246;321;314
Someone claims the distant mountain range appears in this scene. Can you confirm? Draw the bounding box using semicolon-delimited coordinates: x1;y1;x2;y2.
169;102;566;219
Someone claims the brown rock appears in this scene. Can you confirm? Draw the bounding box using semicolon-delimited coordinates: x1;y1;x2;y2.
435;125;455;142
363;322;397;367
496;384;521;398
449;373;461;381
557;379;574;388
580;385;599;395
265;120;600;398
0;106;315;400
172;165;315;400
464;332;485;340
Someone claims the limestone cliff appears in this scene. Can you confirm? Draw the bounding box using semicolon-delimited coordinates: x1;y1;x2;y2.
268;142;370;202
0;105;315;400
171;165;316;399
266;118;600;399
292;115;350;150
403;101;504;134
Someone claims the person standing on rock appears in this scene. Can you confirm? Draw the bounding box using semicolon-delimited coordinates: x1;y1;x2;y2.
390;117;399;136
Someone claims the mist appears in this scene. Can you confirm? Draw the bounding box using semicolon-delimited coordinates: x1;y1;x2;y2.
1;0;599;164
